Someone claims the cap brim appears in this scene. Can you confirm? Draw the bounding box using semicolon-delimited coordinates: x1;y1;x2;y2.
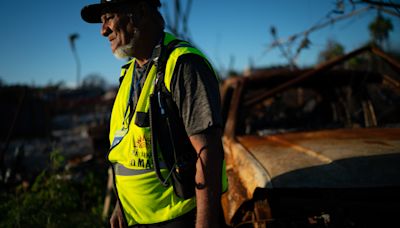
81;2;118;23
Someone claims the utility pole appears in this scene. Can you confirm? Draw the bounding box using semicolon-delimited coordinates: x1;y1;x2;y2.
69;33;81;88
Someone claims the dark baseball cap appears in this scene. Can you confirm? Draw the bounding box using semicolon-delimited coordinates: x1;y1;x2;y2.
81;0;161;23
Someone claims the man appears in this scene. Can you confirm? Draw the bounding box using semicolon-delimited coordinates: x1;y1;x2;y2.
81;0;227;227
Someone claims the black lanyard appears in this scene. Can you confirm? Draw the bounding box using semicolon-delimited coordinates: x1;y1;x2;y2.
122;34;165;128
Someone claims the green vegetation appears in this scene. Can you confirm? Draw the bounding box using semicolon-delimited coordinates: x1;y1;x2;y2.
318;39;345;63
0;151;109;228
369;13;393;48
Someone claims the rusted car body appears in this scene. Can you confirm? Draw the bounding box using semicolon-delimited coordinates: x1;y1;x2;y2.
220;46;400;227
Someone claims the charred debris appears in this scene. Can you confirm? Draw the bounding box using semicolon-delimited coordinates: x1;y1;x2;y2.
0;84;116;190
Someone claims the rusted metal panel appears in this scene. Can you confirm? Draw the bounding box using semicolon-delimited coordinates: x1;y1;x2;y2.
237;128;400;188
220;45;400;227
222;136;272;225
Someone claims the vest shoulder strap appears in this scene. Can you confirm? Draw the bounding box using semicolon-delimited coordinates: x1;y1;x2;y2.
154;39;191;93
150;39;198;199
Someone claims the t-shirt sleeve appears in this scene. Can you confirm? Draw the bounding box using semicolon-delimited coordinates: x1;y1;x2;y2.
170;54;223;136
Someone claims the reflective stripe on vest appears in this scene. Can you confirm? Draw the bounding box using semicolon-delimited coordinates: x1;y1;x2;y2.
114;162;167;176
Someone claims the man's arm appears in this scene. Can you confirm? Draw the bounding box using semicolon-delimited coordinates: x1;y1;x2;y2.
189;127;223;228
171;54;224;227
110;201;126;228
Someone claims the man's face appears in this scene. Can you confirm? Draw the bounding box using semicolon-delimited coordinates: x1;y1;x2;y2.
101;12;137;58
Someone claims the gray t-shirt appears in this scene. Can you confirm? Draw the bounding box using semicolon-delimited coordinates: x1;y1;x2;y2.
132;54;222;136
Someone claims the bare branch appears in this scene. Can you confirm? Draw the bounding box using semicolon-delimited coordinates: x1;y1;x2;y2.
182;0;193;40
163;0;193;41
174;0;180;36
269;26;298;69
361;0;400;8
373;6;400;18
267;6;372;51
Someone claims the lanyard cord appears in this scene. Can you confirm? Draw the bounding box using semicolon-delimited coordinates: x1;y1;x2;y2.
122;37;164;128
127;60;154;123
121;63;135;129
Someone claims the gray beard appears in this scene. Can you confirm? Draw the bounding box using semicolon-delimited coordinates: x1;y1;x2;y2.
113;28;139;59
113;38;134;59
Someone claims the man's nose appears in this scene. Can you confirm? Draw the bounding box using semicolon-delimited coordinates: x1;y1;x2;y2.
101;22;111;37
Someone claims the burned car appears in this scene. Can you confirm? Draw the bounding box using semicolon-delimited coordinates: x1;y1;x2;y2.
220;46;400;228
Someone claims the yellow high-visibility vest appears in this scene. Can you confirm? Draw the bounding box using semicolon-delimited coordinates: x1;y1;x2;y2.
108;32;227;226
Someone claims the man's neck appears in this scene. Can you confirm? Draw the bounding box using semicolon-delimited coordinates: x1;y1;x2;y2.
135;30;163;67
135;58;149;67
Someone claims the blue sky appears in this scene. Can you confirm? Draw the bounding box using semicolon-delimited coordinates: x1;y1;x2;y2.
0;0;399;87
